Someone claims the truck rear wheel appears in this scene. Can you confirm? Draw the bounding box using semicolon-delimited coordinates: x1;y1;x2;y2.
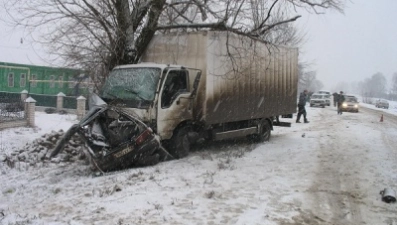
169;126;191;159
250;120;271;142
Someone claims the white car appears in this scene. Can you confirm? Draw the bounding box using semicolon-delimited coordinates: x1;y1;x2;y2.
317;90;331;106
310;94;328;108
340;95;359;113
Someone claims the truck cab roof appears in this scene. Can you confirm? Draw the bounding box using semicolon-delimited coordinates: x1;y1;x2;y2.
114;63;187;70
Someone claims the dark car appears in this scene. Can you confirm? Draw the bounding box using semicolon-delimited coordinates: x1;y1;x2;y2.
340;95;359;113
51;100;171;172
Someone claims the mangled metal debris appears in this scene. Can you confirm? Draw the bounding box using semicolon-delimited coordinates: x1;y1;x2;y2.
380;188;396;203
1;129;86;170
51;103;173;172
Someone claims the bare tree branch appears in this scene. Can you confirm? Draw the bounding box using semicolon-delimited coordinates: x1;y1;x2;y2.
2;0;345;86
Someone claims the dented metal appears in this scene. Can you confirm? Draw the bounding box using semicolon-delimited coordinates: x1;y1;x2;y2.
51;96;171;172
142;31;298;128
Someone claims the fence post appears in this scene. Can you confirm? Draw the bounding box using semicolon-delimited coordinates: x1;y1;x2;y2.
21;90;28;101
57;92;66;111
25;97;37;127
76;96;86;120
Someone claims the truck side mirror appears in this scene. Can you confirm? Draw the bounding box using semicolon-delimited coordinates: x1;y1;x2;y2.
190;71;201;98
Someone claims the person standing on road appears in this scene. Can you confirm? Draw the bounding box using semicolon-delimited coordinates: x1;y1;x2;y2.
332;92;339;107
296;89;309;123
337;91;345;115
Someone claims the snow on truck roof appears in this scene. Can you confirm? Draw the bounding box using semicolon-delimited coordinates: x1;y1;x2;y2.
114;63;187;70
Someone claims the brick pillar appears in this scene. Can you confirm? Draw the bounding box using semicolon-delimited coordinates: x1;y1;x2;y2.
21;90;28;101
25;97;37;127
57;92;66;111
76;96;86;120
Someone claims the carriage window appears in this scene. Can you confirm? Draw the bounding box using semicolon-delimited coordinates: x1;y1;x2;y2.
20;73;26;87
58;75;64;88
50;75;55;88
8;73;14;87
31;74;37;87
69;77;75;88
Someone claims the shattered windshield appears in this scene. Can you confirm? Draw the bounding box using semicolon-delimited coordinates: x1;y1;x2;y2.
100;67;161;105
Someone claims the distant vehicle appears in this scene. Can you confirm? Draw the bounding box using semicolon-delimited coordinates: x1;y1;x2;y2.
317;90;331;95
375;99;389;109
340;95;359;113
310;94;328;108
316;90;331;106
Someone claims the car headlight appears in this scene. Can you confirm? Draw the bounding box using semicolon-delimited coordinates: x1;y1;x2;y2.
342;103;347;107
354;104;358;108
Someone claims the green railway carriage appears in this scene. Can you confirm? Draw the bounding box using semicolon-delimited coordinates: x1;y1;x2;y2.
0;61;89;96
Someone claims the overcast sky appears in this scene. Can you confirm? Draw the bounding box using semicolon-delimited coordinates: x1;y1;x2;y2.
297;0;397;91
1;1;397;91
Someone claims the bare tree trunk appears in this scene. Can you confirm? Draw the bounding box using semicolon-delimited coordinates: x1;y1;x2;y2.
133;0;167;64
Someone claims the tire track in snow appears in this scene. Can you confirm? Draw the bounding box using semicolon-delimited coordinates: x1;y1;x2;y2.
304;107;364;225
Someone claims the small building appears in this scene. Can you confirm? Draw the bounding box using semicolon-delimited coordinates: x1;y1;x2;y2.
0;61;90;96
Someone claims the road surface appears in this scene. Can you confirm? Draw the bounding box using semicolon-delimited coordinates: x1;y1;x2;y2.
298;106;397;225
1;105;397;225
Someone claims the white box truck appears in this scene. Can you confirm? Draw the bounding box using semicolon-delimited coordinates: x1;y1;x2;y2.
52;31;299;170
97;31;299;158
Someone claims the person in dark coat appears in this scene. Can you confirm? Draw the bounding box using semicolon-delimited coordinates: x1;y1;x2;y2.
332;92;339;107
296;89;309;123
337;91;345;115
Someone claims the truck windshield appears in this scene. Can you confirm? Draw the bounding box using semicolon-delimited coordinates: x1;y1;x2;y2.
100;67;161;107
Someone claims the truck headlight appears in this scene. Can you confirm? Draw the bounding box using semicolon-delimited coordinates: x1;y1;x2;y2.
354;104;358;108
342;103;347;107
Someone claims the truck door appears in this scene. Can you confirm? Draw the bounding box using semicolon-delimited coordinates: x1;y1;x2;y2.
157;69;193;139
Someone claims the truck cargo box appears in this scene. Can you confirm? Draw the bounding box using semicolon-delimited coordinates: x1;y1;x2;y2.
142;31;298;126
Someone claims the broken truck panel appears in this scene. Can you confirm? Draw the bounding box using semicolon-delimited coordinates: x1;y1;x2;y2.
142;31;299;126
51;100;170;172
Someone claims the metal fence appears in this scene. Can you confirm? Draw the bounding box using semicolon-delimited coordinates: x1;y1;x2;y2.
64;96;78;109
64;95;89;109
0;91;25;122
29;93;57;108
0;90;90;116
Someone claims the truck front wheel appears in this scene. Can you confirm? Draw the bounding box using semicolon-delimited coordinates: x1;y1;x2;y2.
169;126;191;159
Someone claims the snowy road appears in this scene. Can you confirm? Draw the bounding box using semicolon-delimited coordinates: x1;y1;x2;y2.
1;106;397;225
302;106;397;225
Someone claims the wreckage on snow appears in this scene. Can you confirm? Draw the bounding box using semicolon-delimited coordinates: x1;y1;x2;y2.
51;95;171;172
51;31;299;172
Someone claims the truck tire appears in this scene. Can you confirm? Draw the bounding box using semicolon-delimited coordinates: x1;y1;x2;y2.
250;120;271;142
169;126;191;159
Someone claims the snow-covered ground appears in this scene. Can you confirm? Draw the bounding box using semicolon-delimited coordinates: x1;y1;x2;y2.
1;100;397;225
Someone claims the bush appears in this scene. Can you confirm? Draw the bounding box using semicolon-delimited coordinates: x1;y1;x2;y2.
44;107;56;114
58;110;68;115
